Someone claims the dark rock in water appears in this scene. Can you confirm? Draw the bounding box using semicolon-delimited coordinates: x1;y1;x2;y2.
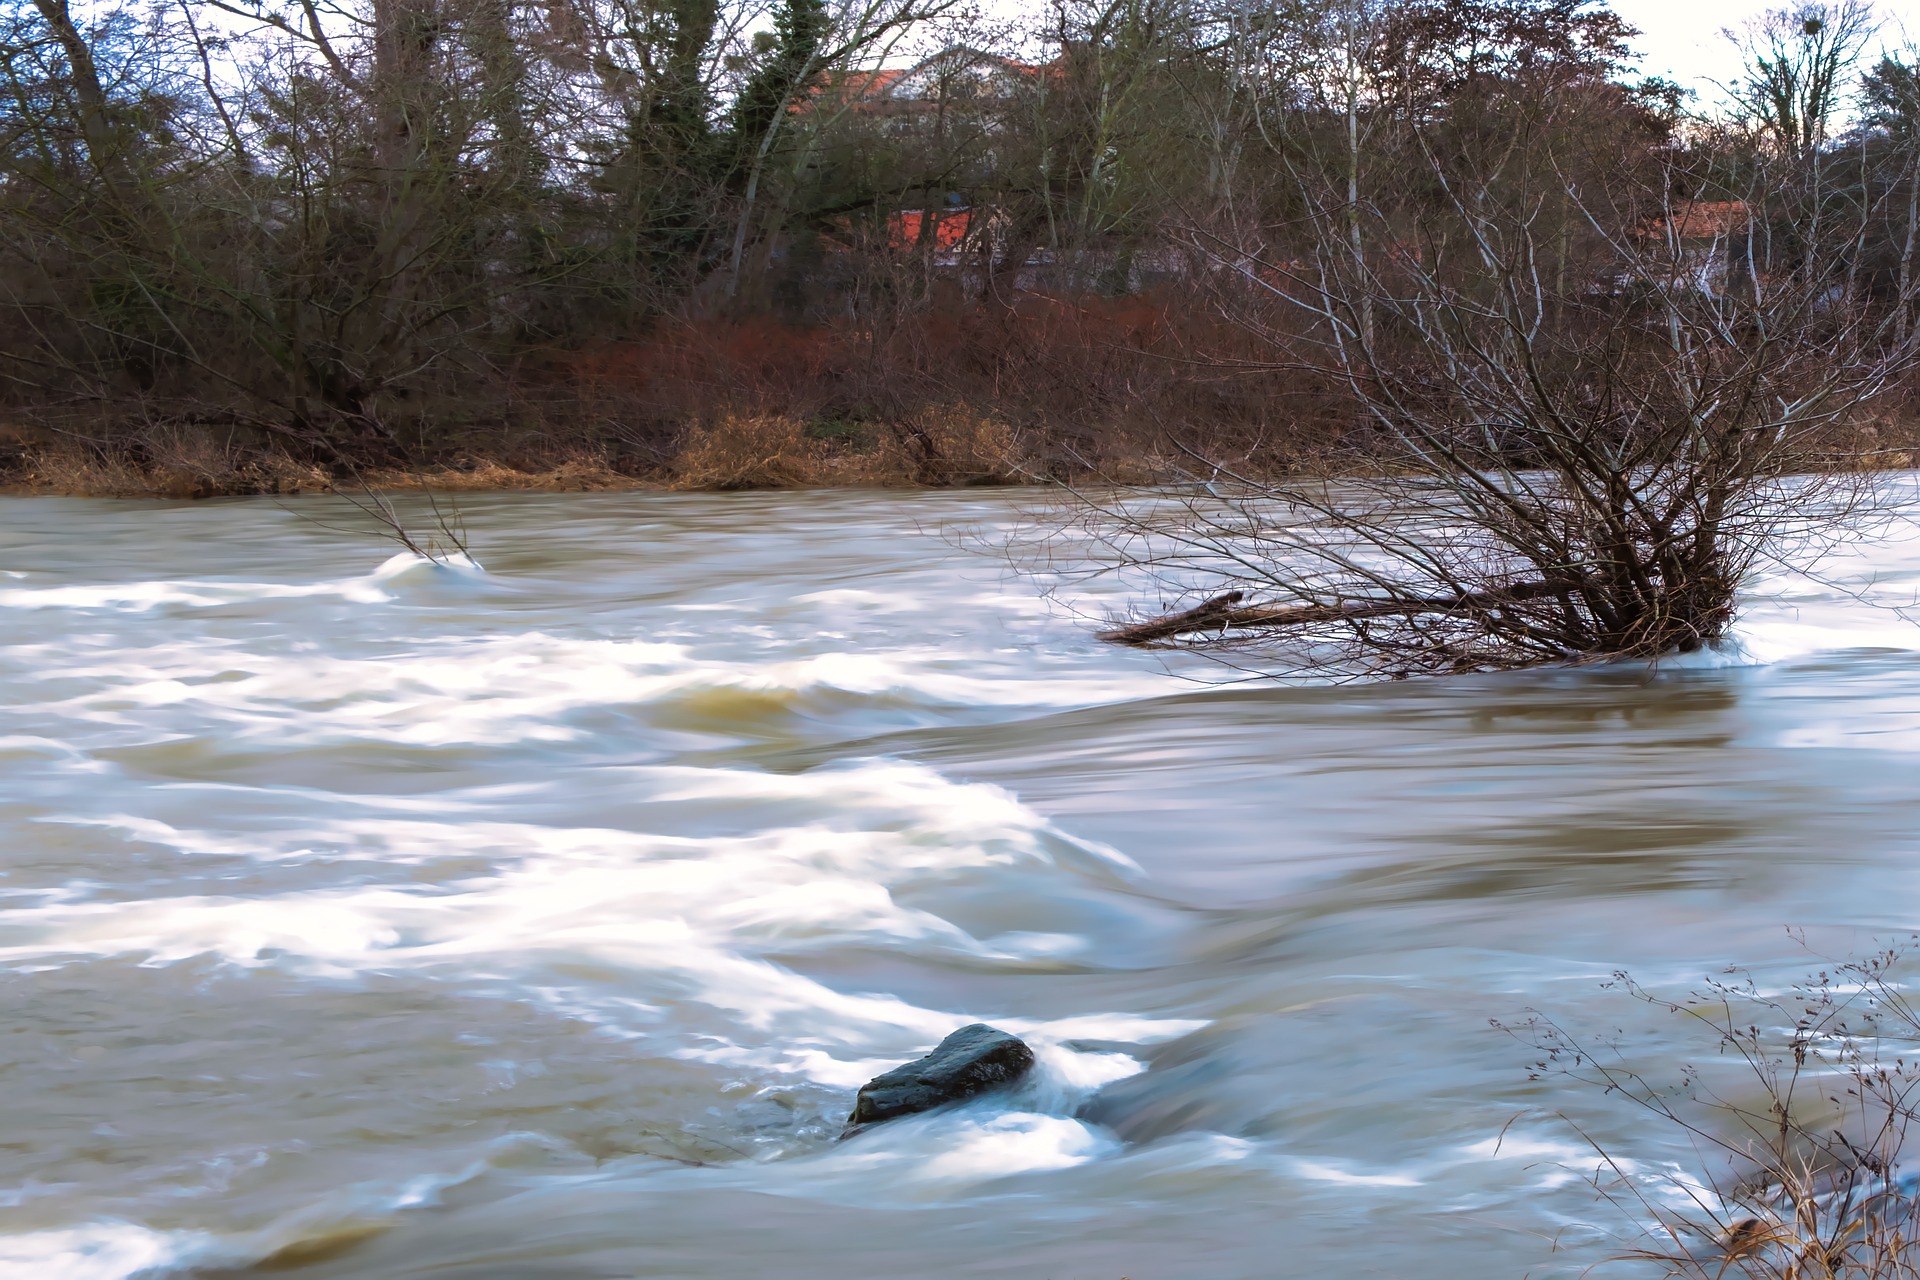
844;1024;1035;1136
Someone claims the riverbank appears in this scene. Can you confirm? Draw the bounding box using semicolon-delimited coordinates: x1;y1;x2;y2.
10;409;1920;499
9;300;1919;500
0;298;1381;498
0;409;1050;499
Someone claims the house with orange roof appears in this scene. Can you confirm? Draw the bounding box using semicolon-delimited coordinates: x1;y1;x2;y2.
802;47;1039;120
1637;200;1754;294
887;207;982;254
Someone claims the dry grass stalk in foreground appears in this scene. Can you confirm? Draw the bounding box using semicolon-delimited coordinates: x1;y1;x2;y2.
1505;944;1920;1278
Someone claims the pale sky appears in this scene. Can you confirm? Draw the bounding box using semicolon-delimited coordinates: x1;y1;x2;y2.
1610;0;1764;99
1610;0;1914;107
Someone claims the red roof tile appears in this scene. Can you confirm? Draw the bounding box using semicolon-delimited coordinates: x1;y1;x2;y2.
887;208;975;251
1645;200;1751;240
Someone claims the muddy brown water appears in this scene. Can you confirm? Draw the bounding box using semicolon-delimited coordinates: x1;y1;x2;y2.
4;488;1920;1279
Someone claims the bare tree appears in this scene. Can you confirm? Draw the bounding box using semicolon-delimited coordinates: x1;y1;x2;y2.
1861;44;1920;341
1081;4;1920;676
1727;0;1879;163
720;0;958;296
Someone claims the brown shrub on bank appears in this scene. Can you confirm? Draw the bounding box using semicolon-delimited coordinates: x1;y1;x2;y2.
14;430;329;498
665;405;1025;490
367;455;640;492
533;289;1350;491
0;282;1400;496
873;406;1024;485
8;286;1915;499
1510;946;1920;1279
669;414;833;490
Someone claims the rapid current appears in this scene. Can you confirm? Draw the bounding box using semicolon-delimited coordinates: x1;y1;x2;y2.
6;487;1920;1279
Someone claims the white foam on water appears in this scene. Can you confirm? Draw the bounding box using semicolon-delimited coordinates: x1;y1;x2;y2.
0;550;492;617
898;1111;1117;1182
0;1221;235;1280
1705;615;1920;667
1455;1133;1615;1192
0;578;379;611
1001;1012;1206;1044
1008;1036;1150;1114
0;759;1183;1091
1288;1158;1424;1188
0;748;1198;1231
728;1105;1123;1205
23;630;1169;751
0;734;88;761
369;550;486;580
1003;1125;1635;1208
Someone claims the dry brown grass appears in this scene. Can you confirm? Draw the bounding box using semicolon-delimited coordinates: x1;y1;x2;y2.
4;356;1912;500
871;406;1025;486
666;405;1030;491
1509;945;1920;1279
2;411;1041;497
365;454;647;493
10;431;329;498
669;414;835;490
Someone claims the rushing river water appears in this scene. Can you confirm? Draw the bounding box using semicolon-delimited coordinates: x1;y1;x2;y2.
6;487;1920;1279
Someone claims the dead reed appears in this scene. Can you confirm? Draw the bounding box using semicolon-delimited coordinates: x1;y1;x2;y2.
1506;942;1920;1278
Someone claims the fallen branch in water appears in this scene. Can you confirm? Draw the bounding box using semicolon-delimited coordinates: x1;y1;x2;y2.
1098;580;1577;646
1098;590;1246;644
